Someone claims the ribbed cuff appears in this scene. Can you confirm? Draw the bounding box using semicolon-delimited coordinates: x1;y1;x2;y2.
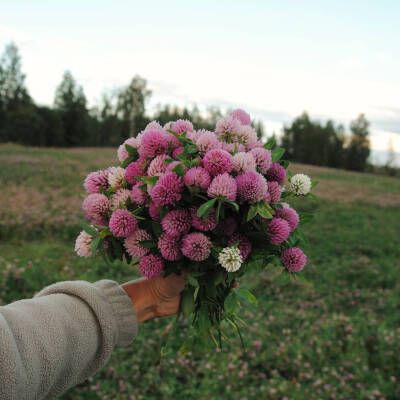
94;280;138;348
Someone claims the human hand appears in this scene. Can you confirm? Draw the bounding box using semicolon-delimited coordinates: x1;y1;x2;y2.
121;272;186;324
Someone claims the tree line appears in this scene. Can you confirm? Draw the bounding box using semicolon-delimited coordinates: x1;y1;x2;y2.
0;41;392;174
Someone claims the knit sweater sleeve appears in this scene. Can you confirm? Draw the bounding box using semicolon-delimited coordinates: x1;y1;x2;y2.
0;280;138;400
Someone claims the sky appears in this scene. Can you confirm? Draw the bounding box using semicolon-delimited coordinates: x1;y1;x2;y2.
1;0;399;165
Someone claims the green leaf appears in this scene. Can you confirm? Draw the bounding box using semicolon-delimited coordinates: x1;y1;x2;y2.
271;147;285;162
172;163;186;177
296;227;309;245
197;198;217;218
187;275;199;288
181;290;195;317
139;240;156;248
306;192;319;202
151;221;162;237
79;220;98;237
164;158;174;165
90;236;100;256
257;201;274;219
224;200;239;213
311;180;319;189
185;144;198;154
224;292;239;315
99;228;111;239
235;287;258;305
197;305;211;331
211;246;223;259
247;203;258;222
213;270;225;285
121;156;134;168
135;176;159;186
125;144;138;157
194;286;200;301
281;160;290;169
263;137;275;150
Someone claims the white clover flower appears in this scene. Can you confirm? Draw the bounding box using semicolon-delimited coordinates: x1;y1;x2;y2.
218;247;243;272
287;174;312;195
75;231;93;258
108;166;125;189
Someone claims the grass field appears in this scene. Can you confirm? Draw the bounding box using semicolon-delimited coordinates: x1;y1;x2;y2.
1;143;399;400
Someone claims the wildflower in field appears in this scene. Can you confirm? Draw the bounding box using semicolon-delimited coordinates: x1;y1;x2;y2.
215;115;242;137
203;149;233;176
124;229;151;258
275;207;299;231
161;209;192;237
77;108;318;346
151;173;184;207
228;234;252;260
184;166;211;190
110;189;130;211
236;170;268;203
148;202;160;221
172;119;194;134
181;232;212;261
158;233;182;261
267;181;282;203
250;148;272;174
75;230;94;258
232;152;256;173
147;154;170;177
82;193;110;220
219;246;243;272
117;137;141;162
130;183;148;205
172;146;184;159
267;217;290;245
107;166;126;189
166;161;188;174
266;162;287;184
207;173;237;201
287;174;312;195
237;125;258;146
125;158;147;185
230;108;251;126
109;209;137;237
281;247;307;272
190;207;217;231
196;130;220;154
139;254;164;278
139;130;169;158
84;170;109;194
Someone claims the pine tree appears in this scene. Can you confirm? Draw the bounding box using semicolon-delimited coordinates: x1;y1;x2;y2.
54;71;89;146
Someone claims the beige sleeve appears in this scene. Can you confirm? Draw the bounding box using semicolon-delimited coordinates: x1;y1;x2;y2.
0;280;138;400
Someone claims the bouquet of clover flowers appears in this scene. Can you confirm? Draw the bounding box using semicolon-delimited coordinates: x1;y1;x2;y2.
75;108;318;347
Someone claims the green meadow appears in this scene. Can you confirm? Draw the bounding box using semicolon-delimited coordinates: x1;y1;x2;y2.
0;143;399;400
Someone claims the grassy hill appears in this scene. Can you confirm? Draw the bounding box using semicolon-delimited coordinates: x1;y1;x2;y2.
1;143;399;400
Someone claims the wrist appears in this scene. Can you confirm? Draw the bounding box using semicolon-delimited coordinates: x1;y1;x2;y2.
121;278;157;324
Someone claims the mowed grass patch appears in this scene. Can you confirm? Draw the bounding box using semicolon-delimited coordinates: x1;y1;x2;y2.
1;144;400;399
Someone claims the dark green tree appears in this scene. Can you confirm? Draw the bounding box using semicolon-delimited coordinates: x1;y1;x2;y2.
54;71;90;146
0;42;33;142
346;114;370;171
281;112;346;168
115;75;151;138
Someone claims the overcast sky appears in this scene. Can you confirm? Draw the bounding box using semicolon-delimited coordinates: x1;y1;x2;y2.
1;0;399;164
